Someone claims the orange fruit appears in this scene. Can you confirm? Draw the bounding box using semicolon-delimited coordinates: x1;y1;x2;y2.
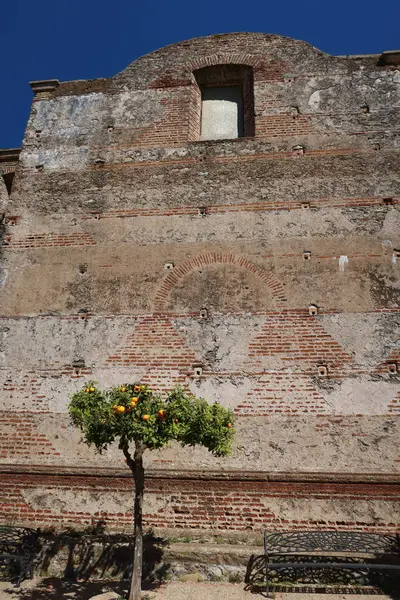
117;405;125;413
121;387;126;392
174;418;179;424
226;423;232;429
89;387;95;392
142;414;150;421
131;397;138;403
157;409;166;419
134;385;140;392
85;388;89;393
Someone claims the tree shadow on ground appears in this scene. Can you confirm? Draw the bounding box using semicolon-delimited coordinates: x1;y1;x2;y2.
0;522;169;599
1;578;129;600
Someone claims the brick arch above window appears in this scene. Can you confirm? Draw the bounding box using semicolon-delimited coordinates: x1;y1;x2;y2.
143;54;263;90
186;53;262;73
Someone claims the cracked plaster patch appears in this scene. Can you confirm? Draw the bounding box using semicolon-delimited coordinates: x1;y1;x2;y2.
174;315;266;372
258;497;397;524
326;379;398;415
22;488;131;515
322;313;400;367
189;377;254;410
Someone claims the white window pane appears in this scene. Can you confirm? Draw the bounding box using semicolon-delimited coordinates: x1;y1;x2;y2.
201;86;243;140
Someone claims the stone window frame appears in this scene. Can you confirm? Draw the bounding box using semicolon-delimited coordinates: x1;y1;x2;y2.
188;64;255;142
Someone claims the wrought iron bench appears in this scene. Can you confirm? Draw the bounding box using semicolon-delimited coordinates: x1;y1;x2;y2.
0;526;38;586
246;530;400;597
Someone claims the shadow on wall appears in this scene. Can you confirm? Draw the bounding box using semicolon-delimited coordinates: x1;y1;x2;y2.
2;522;168;598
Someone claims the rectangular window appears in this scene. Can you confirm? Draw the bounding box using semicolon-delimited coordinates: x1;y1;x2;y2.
200;85;244;140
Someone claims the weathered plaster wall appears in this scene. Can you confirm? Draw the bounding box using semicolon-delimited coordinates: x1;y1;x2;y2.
0;33;399;532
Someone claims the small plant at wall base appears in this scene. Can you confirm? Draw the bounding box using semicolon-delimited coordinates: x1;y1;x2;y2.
68;383;234;600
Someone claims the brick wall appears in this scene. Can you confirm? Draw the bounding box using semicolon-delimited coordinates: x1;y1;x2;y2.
0;471;399;533
3;232;96;249
0;413;60;460
1;32;399;534
24;34;398;153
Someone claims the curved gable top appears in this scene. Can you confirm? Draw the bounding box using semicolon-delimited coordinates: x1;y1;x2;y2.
111;32;334;90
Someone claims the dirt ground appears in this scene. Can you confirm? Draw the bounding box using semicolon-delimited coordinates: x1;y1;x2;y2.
0;578;396;600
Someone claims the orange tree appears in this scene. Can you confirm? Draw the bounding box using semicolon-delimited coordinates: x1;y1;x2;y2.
68;382;234;600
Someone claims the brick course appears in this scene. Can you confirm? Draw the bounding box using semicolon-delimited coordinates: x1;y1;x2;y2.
3;232;96;249
0;471;398;533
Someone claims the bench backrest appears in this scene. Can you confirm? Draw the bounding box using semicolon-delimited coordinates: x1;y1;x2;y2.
264;531;400;556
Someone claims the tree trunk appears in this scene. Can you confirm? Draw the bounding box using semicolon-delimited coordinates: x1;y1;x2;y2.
128;442;145;600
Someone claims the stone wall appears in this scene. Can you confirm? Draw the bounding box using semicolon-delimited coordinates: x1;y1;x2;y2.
0;33;399;533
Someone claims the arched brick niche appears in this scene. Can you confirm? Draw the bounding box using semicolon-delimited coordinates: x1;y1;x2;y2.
153;252;287;313
189;63;255;142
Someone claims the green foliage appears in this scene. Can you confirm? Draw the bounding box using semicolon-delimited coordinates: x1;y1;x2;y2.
68;383;234;457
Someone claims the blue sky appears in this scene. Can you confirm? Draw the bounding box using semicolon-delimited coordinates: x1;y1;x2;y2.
1;0;399;149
